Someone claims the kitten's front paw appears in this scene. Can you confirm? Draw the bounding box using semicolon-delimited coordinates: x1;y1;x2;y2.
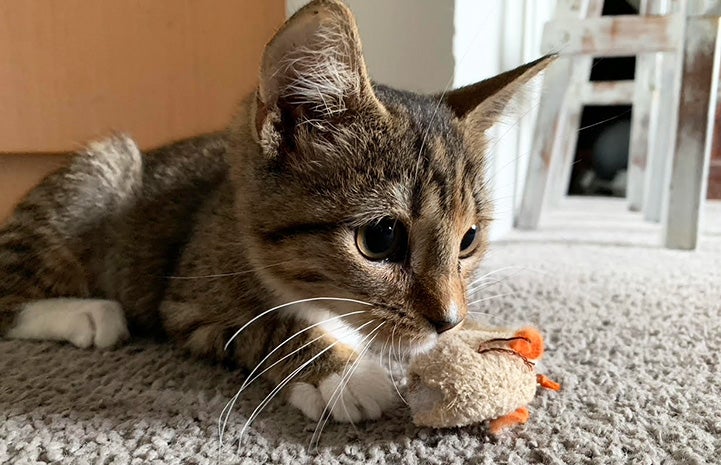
69;300;130;349
289;359;398;422
7;298;130;349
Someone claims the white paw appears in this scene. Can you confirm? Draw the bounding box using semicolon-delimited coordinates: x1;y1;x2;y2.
67;300;129;349
289;359;398;423
7;298;129;349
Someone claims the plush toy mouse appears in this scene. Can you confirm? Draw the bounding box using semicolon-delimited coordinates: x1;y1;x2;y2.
406;321;560;433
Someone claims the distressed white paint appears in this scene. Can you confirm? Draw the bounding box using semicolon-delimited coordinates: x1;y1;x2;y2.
663;16;720;249
546;55;592;207
545;1;604;207
628;0;657;212
643;0;681;222
543;15;682;56
581;80;636;104
515;57;573;229
515;0;719;246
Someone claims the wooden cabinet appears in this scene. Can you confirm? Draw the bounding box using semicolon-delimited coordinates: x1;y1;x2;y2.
0;0;284;221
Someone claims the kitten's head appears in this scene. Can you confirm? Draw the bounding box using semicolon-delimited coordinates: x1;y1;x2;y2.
232;0;552;355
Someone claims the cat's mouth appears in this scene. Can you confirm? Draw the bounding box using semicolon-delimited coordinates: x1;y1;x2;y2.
275;295;445;361
401;335;439;358
365;323;440;363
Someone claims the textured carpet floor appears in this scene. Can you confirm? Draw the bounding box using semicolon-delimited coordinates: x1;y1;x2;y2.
2;197;720;464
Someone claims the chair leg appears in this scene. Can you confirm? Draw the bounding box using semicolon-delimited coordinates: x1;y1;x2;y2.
546;56;591;207
627;53;655;212
643;52;679;222
642;0;683;222
663;16;721;250
516;58;573;230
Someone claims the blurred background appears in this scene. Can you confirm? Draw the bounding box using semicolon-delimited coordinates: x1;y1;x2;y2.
1;0;719;237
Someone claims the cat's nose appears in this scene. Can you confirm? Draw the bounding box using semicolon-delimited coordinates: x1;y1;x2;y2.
428;301;464;333
429;317;461;334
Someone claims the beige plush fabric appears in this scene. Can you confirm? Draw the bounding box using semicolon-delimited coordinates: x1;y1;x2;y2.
407;324;538;428
2;198;720;464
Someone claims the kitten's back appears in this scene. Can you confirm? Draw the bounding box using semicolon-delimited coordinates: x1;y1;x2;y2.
0;133;229;334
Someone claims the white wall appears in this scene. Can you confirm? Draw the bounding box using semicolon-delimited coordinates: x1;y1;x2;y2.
286;0;555;239
287;0;454;93
453;1;555;239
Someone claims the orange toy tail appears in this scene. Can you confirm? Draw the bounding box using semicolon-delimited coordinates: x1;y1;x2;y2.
489;407;530;435
537;374;562;391
509;327;544;360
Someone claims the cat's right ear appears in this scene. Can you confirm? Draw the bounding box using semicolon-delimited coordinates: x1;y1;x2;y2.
441;55;556;133
253;0;384;145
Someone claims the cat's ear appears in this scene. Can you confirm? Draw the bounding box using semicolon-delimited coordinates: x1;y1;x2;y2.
443;55;556;132
254;0;383;139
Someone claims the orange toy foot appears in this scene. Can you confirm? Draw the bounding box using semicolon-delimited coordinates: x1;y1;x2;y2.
489;407;530;435
508;328;544;360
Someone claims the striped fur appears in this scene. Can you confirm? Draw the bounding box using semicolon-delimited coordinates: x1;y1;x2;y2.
0;0;552;422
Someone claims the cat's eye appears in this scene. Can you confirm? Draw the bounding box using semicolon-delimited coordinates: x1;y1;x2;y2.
356;218;407;261
459;224;479;257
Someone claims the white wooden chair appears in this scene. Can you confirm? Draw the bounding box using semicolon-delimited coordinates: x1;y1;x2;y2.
515;0;721;250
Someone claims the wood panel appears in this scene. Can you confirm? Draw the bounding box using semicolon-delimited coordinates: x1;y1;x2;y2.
708;81;721;199
663;17;720;249
0;0;283;223
0;0;284;153
709;163;721;199
0;154;70;223
542;15;681;56
581;80;635;105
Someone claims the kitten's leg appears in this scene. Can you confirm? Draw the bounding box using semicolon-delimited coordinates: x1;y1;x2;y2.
0;135;141;348
4;298;129;349
160;301;398;422
0;218;129;349
243;315;398;423
287;355;397;423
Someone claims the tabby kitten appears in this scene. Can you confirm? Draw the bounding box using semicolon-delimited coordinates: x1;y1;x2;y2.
0;0;551;422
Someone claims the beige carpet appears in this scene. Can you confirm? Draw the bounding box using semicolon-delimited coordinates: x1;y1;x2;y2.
2;197;720;464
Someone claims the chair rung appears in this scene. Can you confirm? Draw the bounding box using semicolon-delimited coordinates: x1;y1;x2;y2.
581;80;635;105
543;15;681;56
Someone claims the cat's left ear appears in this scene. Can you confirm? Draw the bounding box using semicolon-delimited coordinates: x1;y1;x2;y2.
442;55;556;133
253;0;384;142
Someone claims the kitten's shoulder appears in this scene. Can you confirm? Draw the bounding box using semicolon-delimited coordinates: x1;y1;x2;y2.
143;132;231;190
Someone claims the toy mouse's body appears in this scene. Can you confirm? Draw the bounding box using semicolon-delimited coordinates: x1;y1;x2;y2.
406;321;560;432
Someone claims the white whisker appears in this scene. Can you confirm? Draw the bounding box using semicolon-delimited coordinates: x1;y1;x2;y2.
467;310;501;319
310;322;384;450
165;261;291;280
310;322;383;446
332;330;380;439
467;266;549;297
388;324;408;405
219;333;323;450
467;271;527;296
466;277;508;295
467;292;515;308
218;317;376;451
240;310;368;392
410;1;502;189
467;266;530;288
394;324;406;364
395;333;406;369
235;337;345;450
224;297;372;350
379;335;389;368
